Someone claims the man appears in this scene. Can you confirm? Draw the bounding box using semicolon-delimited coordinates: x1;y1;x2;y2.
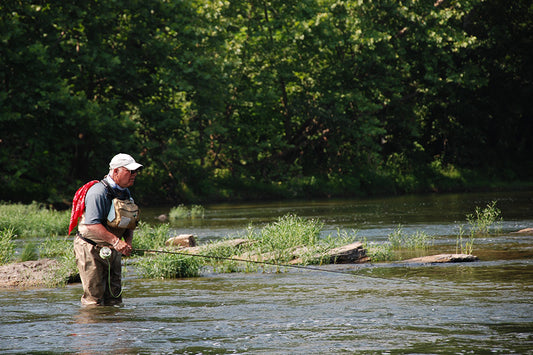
73;153;142;306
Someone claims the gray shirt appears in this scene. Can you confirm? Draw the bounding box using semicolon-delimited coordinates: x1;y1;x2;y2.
78;179;131;243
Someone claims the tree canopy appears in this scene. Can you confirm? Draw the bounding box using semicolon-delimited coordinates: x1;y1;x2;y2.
1;0;531;206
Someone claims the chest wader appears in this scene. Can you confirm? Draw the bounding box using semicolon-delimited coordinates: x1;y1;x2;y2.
101;179;141;299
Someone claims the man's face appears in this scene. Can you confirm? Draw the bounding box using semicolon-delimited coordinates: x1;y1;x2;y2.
113;167;138;188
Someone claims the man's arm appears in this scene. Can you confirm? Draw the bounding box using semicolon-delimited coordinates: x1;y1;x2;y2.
85;223;133;256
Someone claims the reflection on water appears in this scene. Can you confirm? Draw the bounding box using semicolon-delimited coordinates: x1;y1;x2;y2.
0;191;532;353
144;190;533;244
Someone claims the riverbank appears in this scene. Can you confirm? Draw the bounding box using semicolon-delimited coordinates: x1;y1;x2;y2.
0;259;61;288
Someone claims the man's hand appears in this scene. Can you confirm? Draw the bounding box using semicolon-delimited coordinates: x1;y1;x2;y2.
114;239;132;256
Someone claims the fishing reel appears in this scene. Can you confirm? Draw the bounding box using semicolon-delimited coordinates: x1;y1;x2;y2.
100;246;112;259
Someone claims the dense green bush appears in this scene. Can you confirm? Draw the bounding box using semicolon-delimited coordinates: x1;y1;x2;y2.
0;1;531;205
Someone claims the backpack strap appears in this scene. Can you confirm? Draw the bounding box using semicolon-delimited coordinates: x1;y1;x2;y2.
100;178;117;199
100;178;131;200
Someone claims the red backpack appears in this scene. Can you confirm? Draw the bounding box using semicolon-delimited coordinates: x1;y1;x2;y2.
68;180;99;235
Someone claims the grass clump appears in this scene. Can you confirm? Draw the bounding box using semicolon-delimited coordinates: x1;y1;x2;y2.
190;205;205;219
362;237;394;262
0;202;70;237
39;235;78;287
200;215;358;273
199;238;245;273
363;226;434;262
456;225;475;255
132;222;171;251
169;204;205;221
466;200;502;235
456;200;502;254
132;223;202;278
0;228;16;265
135;252;201;279
169;204;189;220
388;226;434;250
20;241;38;262
255;214;322;254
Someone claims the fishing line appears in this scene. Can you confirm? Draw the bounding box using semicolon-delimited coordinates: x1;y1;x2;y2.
100;246;123;298
133;248;477;294
133;248;437;287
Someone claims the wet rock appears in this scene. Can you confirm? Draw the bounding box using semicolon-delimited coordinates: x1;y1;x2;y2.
512;227;533;234
290;242;369;264
402;253;478;264
322;242;368;263
165;234;197;247
155;214;168;222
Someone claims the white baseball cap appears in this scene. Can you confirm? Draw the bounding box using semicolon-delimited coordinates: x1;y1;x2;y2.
109;153;143;171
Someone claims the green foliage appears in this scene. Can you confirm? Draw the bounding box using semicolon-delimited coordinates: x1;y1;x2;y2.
38;235;79;287
255;215;323;253
388;226;434;250
20;241;38;262
169;205;205;221
169;205;190;221
466;200;502;235
39;235;70;259
456;200;502;254
200;215;358;272
0;202;70;237
0;228;15;265
197;238;245;273
456;225;475;255
132;223;171;251
362;237;394;262
135;253;201;279
1;0;531;204
364;225;434;261
44;253;78;288
190;205;206;219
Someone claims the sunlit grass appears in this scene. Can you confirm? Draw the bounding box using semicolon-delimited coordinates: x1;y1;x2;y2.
169;204;205;221
39;235;78;287
0;202;69;237
388;226;434;250
364;226;435;262
132;222;171;251
135;252;201;278
0;200;507;282
169;204;189;220
466;200;502;235
199;215;359;273
0;228;15;265
456;200;502;254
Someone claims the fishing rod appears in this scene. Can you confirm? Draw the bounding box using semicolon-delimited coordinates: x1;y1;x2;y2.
132;248;428;286
134;248;358;275
132;248;475;294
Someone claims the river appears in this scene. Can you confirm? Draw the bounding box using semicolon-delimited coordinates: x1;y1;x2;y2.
1;191;532;354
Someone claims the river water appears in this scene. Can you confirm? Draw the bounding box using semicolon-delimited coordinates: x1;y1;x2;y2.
1;191;532;354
